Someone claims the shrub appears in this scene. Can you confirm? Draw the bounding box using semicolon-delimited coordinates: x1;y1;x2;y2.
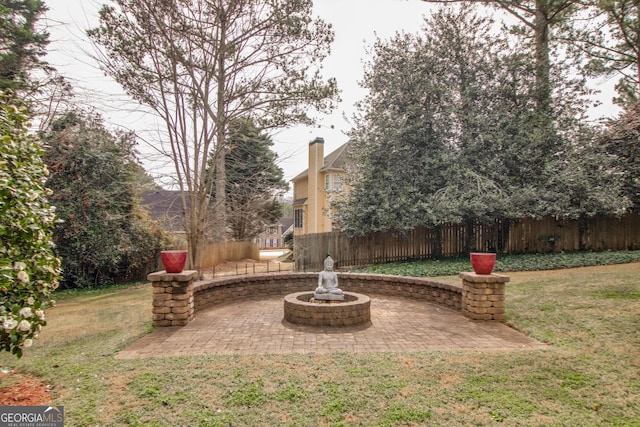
43;111;167;288
0;96;61;358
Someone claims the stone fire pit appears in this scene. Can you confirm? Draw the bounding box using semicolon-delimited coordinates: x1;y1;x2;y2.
283;291;371;327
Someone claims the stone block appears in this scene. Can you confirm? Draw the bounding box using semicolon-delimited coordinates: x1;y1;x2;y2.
167;286;190;294
166;312;190;321
172;292;192;301
147;270;198;282
491;300;505;308
459;272;510;284
172;304;193;314
468;300;493;308
171;319;189;326
467;306;487;314
153;319;172;327
471;313;493;321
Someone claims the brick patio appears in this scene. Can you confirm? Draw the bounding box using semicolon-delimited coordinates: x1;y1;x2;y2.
116;294;546;359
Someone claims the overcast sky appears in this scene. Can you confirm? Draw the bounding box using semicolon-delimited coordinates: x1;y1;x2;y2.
43;0;619;186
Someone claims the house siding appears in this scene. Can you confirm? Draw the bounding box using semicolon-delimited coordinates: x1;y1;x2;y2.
292;138;349;236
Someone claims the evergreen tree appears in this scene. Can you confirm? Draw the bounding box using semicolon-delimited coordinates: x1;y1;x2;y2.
565;0;640;108
597;102;640;209
338;7;518;234
0;0;72;131
212;118;289;241
338;5;627;236
0;0;50;95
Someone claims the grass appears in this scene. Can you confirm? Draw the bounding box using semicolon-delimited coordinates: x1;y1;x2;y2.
0;254;639;426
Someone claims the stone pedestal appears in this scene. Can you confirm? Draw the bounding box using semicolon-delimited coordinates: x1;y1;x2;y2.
459;272;510;322
148;270;198;327
313;292;345;301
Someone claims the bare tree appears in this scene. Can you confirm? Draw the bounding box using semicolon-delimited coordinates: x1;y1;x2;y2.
88;0;338;272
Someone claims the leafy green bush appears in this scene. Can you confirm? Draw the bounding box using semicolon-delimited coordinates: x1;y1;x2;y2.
43;111;167;288
355;250;640;277
0;97;61;358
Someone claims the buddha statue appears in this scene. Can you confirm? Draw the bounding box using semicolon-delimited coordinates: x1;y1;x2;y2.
314;255;344;300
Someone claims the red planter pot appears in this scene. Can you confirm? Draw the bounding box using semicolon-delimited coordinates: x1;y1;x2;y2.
470;252;496;275
161;250;188;273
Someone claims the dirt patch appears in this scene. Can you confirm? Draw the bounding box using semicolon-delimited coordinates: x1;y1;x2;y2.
0;372;53;406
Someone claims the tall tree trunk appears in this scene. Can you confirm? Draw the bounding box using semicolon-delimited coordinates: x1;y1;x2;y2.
182;184;205;274
534;0;552;116
636;4;640;98
465;218;476;254
532;0;558;177
212;149;227;243
211;3;228;244
433;225;443;259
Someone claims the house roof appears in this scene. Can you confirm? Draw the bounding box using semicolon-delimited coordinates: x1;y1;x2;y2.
291;141;351;182
320;142;350;172
280;217;293;231
141;190;187;232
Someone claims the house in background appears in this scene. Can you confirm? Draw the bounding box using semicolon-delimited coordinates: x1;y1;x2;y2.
143;190;294;249
291;137;350;236
141;189;186;237
256;217;293;248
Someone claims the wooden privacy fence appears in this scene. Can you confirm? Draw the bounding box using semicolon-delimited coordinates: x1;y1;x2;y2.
293;214;640;271
163;241;260;270
200;241;260;269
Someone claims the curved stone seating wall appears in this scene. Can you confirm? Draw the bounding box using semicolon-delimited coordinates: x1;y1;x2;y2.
193;272;463;313
148;271;509;327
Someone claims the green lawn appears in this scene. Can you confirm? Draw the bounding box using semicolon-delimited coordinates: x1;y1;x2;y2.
1;259;639;426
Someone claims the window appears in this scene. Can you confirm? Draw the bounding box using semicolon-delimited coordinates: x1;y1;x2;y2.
325;173;343;192
333;174;343;191
294;208;304;228
267;226;277;235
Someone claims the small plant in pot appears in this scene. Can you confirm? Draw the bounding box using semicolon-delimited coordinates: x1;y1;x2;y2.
470;252;496;275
